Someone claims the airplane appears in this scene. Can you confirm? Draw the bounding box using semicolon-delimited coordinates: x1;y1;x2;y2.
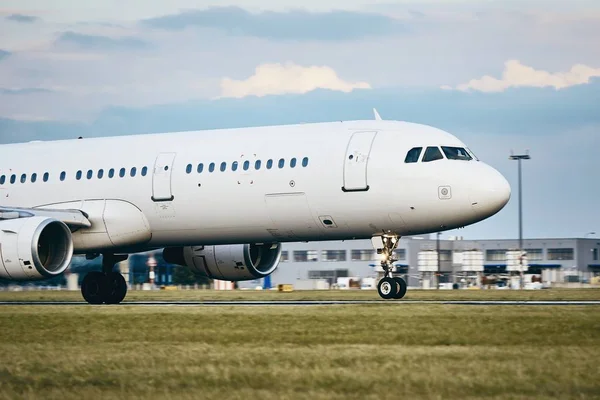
0;116;511;304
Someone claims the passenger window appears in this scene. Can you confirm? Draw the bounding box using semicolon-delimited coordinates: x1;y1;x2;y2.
130;167;137;177
290;158;297;168
441;146;473;161
232;161;238;171
76;170;82;180
43;173;49;182
220;162;226;172
31;173;37;183
404;147;422;163
10;174;16;184
60;171;66;181
108;169;115;178
209;163;215;173
278;158;285;169
20;174;27;184
98;169;104;179
266;159;273;169
243;161;250;171
0;175;5;185
255;160;261;170
422;147;444;162
87;170;93;179
302;157;309;167
197;163;204;173
119;168;126;178
186;164;192;174
141;166;148;176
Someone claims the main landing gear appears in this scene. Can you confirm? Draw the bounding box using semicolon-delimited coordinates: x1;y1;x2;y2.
373;234;407;300
81;254;128;304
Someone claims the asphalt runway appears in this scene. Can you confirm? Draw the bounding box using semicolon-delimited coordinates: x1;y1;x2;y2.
1;300;599;306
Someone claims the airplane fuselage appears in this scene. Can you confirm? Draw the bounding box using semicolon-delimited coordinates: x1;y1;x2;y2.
0;120;509;254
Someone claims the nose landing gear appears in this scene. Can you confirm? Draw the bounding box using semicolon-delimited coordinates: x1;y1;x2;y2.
81;254;128;305
373;234;407;300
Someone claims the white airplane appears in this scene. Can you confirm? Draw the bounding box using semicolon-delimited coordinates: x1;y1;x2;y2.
0;117;510;304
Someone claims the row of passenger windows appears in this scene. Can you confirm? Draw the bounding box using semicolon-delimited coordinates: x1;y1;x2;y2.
404;146;475;163
186;157;309;174
0;167;148;185
0;156;311;186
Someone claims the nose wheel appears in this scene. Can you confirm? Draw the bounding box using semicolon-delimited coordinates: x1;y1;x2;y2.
372;234;408;300
377;276;407;299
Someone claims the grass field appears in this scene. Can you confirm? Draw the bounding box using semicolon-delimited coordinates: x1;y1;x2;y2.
0;290;599;399
0;287;599;302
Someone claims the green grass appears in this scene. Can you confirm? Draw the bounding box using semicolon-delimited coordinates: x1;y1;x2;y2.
0;297;599;399
0;287;599;302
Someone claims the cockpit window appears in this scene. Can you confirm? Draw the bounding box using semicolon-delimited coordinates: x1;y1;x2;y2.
422;146;444;162
404;147;422;163
467;148;479;161
442;146;473;161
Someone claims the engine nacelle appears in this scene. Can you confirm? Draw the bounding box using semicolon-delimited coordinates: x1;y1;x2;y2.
163;243;282;281
0;217;73;280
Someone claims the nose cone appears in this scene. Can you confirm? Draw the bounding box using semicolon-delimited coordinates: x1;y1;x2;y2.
470;165;511;219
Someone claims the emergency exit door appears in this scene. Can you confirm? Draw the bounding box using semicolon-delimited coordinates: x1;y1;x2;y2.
342;131;377;192
152;153;176;201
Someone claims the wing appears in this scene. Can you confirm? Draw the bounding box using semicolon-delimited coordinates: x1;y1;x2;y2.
0;206;92;229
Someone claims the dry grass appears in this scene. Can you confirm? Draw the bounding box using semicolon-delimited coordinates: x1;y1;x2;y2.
0;287;599;302
0;302;599;399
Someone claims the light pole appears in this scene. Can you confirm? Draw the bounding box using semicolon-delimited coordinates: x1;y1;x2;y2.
436;232;441;290
510;152;530;289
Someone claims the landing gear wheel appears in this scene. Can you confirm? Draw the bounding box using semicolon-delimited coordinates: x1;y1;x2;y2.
393;277;407;299
104;272;127;304
378;277;398;300
81;271;106;305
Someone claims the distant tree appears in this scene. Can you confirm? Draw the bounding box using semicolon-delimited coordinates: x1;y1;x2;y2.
172;265;211;285
0;274;66;287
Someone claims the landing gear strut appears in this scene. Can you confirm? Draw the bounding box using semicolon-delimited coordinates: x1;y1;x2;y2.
373;234;407;300
81;254;128;304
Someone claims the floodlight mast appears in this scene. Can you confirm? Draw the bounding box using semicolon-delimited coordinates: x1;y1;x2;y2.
509;152;530;289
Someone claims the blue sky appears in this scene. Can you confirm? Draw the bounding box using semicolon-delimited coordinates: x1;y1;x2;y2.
1;0;599;240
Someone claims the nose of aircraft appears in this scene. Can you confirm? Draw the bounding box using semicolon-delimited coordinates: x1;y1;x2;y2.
470;164;511;218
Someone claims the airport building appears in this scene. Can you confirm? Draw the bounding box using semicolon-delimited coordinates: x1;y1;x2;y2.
7;235;598;291
260;236;600;289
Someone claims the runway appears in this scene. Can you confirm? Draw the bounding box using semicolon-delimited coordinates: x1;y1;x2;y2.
1;300;599;306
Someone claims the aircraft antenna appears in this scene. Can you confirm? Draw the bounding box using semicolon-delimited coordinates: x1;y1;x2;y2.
373;108;382;121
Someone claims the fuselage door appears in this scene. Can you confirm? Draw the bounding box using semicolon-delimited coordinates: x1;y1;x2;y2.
152;152;176;202
342;131;377;192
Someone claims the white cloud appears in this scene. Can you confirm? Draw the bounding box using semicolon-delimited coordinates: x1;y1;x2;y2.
449;60;600;92
219;63;371;98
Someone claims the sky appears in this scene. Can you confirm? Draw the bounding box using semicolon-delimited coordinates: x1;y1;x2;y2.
1;0;599;240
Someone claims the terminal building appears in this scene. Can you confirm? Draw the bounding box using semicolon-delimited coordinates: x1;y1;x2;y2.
17;235;597;290
261;236;600;289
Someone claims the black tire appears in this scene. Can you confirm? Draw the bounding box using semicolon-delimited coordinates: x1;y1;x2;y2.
377;277;398;300
104;272;127;304
393;277;407;299
81;271;106;305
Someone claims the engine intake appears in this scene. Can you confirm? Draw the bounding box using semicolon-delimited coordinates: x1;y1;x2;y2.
163;243;281;281
0;217;73;280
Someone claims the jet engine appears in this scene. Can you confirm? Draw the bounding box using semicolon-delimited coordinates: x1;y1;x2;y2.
163;243;282;281
0;216;73;280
